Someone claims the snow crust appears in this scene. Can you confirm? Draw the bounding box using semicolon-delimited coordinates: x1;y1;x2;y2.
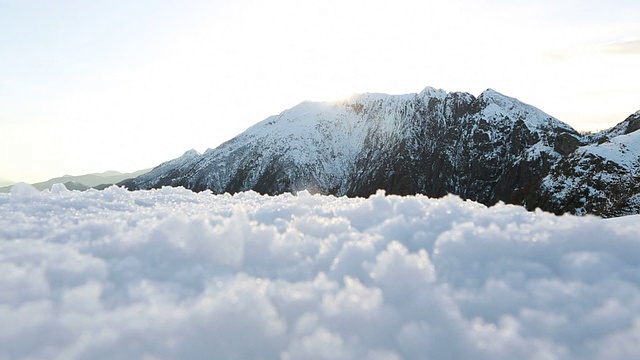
2;185;640;359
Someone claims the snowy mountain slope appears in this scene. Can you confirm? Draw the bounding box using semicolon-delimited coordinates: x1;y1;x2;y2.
586;110;640;142
586;130;640;171
343;88;576;204
532;128;640;217
121;86;640;217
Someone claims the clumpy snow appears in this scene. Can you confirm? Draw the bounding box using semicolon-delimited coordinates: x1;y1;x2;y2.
2;185;640;359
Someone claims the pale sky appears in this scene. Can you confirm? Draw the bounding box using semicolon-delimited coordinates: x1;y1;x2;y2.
1;0;639;183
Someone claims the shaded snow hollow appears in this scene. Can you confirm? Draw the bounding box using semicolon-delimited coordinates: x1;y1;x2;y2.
2;184;640;359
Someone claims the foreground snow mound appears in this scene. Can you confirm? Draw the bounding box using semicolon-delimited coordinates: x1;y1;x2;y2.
1;186;640;359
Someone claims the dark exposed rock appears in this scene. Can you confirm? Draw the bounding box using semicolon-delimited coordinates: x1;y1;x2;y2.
625;112;640;134
527;152;640;217
553;132;581;155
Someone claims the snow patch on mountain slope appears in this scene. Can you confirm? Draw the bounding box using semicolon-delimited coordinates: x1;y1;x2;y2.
581;131;640;171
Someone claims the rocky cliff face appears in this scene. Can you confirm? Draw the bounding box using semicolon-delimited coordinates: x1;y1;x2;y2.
121;88;640;217
529;112;640;217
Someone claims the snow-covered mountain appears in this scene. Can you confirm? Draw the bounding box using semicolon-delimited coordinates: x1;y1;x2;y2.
121;87;640;217
530;111;640;216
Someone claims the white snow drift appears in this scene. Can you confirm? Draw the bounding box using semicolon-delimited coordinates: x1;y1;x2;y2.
1;184;640;359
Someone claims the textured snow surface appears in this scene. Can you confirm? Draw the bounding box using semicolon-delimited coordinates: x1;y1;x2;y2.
2;185;640;359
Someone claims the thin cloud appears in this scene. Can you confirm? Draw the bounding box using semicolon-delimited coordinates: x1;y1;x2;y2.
544;38;640;60
601;39;640;55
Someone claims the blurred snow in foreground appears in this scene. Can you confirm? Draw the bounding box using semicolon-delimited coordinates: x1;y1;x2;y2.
1;184;640;359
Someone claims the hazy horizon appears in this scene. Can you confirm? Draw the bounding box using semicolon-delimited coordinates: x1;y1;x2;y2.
2;0;639;183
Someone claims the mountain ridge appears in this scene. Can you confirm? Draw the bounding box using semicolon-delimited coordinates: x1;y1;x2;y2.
121;87;640;217
0;168;152;193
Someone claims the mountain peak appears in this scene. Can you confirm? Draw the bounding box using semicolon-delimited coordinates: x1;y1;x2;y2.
419;86;447;99
122;85;639;217
477;88;527;113
478;88;516;103
123;86;576;199
476;88;576;133
96;170;123;177
182;149;201;158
